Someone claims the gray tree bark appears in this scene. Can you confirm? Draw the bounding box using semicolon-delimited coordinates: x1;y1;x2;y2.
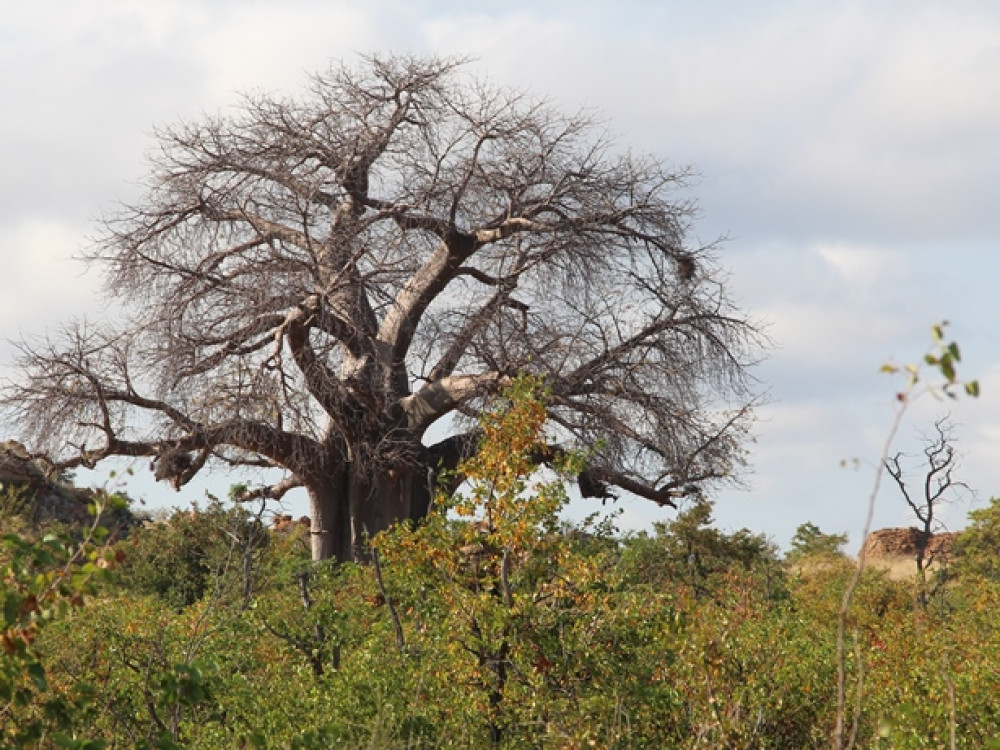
1;55;763;562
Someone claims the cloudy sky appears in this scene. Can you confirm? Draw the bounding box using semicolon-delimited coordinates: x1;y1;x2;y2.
3;0;999;549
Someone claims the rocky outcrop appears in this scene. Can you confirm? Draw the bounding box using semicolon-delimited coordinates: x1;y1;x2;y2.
0;440;134;531
862;527;956;560
271;514;310;533
0;440;47;484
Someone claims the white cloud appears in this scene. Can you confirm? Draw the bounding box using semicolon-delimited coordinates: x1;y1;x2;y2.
840;7;1000;148
555;3;1000;241
756;300;903;369
2;0;1000;546
0;220;101;325
190;3;384;106
814;243;900;286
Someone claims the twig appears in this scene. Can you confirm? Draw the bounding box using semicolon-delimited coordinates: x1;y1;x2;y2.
943;647;957;750
372;545;405;651
847;633;865;750
833;394;907;750
835;324;978;749
500;547;514;609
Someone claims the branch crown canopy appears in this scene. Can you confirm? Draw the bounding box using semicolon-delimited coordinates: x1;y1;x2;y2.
2;54;763;508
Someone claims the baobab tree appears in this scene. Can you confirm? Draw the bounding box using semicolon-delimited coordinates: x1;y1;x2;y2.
1;55;762;562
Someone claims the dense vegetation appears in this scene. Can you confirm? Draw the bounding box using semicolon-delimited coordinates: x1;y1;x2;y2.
4;379;1000;749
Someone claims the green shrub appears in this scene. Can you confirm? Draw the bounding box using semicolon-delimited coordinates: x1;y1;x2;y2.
1;494;121;747
618;500;784;600
115;497;268;610
953;496;1000;582
787;521;849;562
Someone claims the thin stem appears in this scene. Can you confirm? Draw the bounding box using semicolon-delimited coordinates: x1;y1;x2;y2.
833;397;909;750
372;545;405;651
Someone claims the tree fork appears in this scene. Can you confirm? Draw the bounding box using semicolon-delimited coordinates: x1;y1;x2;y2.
1;54;762;562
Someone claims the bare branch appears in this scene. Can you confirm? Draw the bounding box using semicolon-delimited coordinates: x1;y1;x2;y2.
372;545;406;651
884;416;970;592
401;373;509;432
233;475;304;503
1;55;763;562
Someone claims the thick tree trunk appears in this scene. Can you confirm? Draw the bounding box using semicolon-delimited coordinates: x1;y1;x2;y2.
307;468;351;562
306;460;434;562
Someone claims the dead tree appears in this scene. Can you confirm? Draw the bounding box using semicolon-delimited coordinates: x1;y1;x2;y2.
885;417;969;603
1;55;762;562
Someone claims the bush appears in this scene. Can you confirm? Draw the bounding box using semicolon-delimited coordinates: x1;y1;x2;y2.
787;521;849;562
952;496;1000;582
618;500;784;600
115;497;268;610
1;494;121;747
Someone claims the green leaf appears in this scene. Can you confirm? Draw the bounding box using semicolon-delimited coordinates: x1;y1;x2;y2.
27;661;47;692
52;732;79;748
106;493;130;511
4;593;18;627
940;358;956;382
34;548;56;567
876;716;893;737
965;380;981;397
153;732;182;750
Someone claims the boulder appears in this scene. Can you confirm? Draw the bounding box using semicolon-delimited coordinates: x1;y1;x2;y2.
862;527;956;559
0;440;135;533
271;514;310;533
0;440;47;485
